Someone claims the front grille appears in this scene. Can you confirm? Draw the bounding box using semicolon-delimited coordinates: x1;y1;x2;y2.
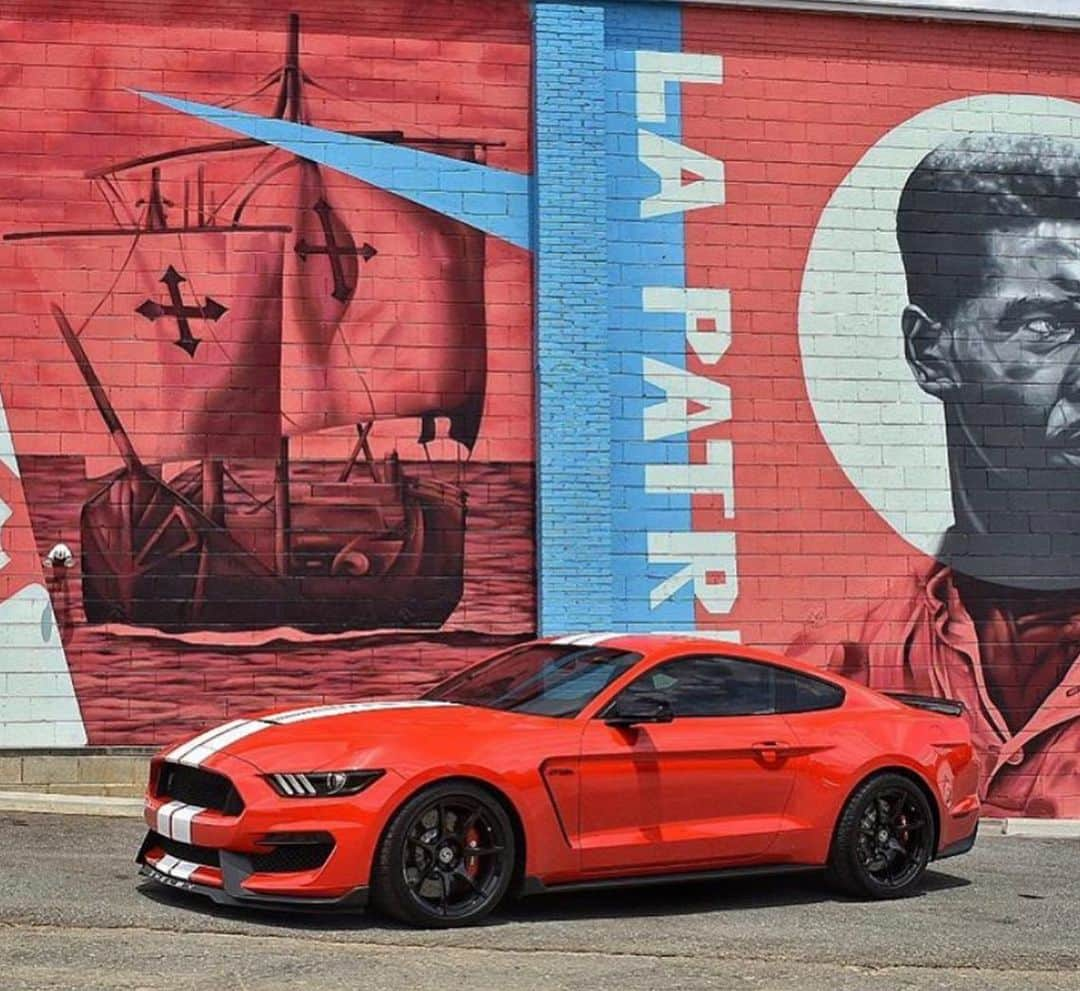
149;832;220;868
157;762;244;815
251;842;334;874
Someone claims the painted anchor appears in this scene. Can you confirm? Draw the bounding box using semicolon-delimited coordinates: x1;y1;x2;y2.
136;265;227;356
295;198;377;303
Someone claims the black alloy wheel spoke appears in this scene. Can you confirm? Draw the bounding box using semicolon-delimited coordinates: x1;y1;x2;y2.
454;865;482;893
408;861;440;891
465;845;503;857
884;837;906;859
458;808;482;838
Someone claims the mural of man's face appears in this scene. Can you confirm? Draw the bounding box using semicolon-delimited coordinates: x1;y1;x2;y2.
903;217;1080;585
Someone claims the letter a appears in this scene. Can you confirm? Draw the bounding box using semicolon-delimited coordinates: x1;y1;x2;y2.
638;131;725;219
643;358;731;441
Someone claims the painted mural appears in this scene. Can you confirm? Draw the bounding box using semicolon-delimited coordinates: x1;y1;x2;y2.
0;1;535;744
600;5;1080;816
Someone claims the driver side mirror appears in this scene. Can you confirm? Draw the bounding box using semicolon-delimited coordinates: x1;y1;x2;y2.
604;694;674;728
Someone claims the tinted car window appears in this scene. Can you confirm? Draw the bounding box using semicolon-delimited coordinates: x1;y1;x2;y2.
614;655;843;718
424;643;642;718
618;656;774;717
773;667;845;713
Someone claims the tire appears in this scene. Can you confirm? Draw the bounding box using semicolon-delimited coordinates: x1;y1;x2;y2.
826;772;935;900
370;781;517;927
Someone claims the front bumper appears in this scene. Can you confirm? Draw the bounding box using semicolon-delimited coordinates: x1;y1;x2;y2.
137;752;396;909
137;835;369;912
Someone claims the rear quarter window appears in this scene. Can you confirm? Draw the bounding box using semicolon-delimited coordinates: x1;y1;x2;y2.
774;669;845;714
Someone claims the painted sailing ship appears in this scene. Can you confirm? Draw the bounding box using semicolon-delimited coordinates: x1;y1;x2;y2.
4;14;494;633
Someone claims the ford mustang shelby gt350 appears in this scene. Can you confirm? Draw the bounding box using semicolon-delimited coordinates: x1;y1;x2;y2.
137;635;980;926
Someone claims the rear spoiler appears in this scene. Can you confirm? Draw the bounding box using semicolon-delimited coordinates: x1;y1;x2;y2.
884;692;965;717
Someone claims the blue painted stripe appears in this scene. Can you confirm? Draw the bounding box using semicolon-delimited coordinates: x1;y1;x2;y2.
132;90;533;250
604;3;692;631
534;4;613;634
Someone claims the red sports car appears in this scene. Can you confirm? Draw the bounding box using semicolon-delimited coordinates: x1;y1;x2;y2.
137;635;980;926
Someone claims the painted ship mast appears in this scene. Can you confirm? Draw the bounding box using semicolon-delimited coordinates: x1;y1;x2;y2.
273;12;302;578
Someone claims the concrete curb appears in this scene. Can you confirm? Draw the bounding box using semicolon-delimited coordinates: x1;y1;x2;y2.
0;790;142;818
987;816;1080;838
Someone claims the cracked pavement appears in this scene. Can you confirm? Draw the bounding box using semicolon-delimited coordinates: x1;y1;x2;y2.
0;813;1077;989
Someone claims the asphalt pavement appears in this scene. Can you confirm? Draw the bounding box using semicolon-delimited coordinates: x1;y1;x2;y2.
0;812;1077;990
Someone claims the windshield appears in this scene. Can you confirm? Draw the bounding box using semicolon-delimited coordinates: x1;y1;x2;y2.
423;643;642;717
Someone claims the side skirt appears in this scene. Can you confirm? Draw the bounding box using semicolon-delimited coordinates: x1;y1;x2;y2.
522;863;821;897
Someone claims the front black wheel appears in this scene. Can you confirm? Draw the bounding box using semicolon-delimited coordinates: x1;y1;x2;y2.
370;781;516;927
827;773;934;899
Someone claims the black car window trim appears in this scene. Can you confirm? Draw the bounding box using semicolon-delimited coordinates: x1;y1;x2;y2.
597;653;846;720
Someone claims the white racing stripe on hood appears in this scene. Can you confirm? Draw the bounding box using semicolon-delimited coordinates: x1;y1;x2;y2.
178;720;266;767
164;718;251;764
265;700;457;726
161;701;457;768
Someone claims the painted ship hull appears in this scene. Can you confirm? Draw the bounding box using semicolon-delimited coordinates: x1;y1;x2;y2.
79;466;466;633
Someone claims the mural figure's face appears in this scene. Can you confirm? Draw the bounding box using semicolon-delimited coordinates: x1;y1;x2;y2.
903;216;1080;584
949;221;1080;466
906;219;1080;479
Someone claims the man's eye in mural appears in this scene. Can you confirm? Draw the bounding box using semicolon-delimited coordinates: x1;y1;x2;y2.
991;297;1080;351
135;264;228;357
295;197;378;304
1009;315;1080;349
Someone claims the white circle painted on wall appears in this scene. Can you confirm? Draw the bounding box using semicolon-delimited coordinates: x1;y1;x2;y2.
798;94;1080;558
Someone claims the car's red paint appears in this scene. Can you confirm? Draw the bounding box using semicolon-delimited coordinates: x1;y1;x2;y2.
137;635;980;909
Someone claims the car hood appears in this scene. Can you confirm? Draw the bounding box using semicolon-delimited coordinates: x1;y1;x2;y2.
159;700;546;773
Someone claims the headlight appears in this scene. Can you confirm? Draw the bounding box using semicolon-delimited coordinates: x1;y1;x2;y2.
265;769;385;798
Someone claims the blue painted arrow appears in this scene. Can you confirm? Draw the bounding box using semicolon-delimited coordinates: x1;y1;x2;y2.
132;90;534;251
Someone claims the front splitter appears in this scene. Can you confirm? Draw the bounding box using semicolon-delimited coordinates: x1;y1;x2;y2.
138;862;369;914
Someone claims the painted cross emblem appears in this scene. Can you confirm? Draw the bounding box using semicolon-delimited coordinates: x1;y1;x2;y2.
295;199;377;303
136;265;227;357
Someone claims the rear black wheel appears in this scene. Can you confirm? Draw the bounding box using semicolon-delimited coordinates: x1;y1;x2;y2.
371;781;516;927
827;772;934;899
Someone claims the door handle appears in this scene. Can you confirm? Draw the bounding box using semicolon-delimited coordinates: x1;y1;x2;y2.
752;741;793;765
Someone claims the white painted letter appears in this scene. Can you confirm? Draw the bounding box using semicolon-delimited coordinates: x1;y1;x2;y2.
635;51;723;122
638;131;725;219
643;286;732;366
648;531;739;615
643;358;731;441
644;440;735;519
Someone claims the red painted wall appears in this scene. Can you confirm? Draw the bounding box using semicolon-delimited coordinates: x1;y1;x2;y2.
676;7;1080;815
0;0;535;744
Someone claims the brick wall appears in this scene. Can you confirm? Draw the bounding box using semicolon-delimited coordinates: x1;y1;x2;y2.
546;0;1079;817
0;0;535;746
2;0;1078;818
534;4;613;631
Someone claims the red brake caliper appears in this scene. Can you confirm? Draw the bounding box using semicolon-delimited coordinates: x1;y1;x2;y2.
464;825;481;879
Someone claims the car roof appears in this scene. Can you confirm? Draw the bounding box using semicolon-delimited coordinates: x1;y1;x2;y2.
544;632;844;681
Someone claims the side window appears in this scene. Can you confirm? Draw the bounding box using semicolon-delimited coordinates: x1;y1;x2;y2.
773;668;844;714
618;655;777;717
